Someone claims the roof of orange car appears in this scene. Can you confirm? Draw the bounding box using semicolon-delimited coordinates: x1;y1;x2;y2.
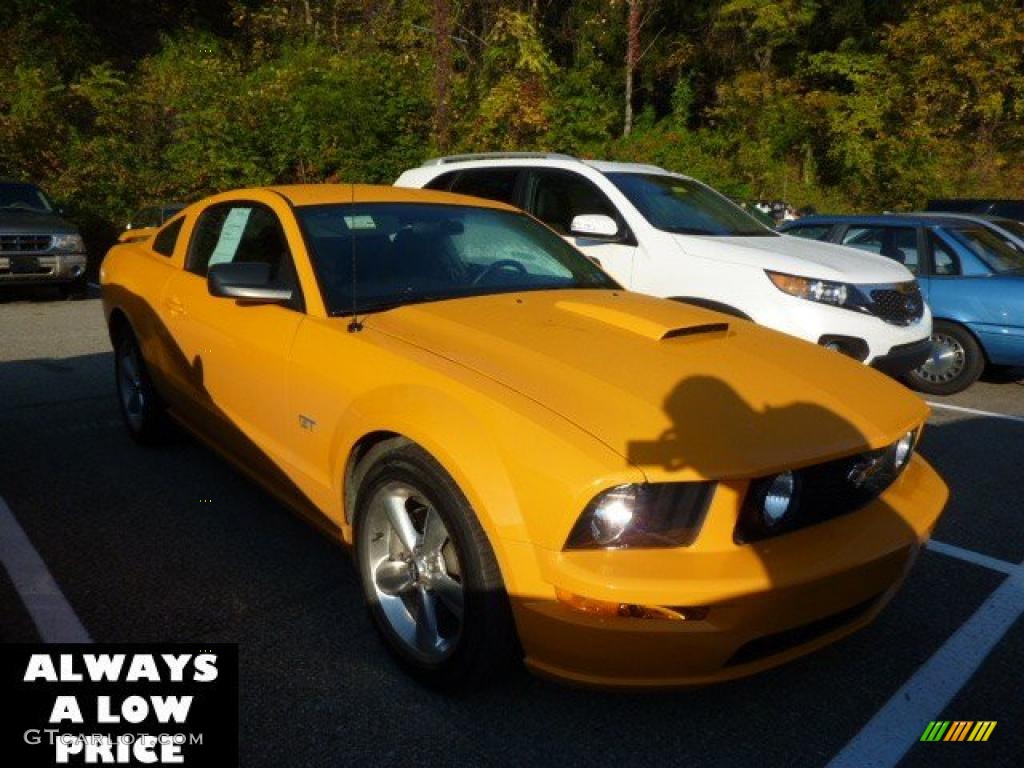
267;183;518;211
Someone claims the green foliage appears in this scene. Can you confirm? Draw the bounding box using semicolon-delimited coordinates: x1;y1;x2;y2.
468;9;557;150
0;0;1021;246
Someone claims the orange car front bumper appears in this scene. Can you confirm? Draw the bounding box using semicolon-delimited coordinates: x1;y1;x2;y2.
509;454;948;688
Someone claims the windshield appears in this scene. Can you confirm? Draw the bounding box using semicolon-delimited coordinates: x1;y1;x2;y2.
0;183;53;213
606;173;777;237
946;225;1024;273
297;203;619;315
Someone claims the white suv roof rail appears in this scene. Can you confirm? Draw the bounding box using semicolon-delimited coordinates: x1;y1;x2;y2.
422;152;580;167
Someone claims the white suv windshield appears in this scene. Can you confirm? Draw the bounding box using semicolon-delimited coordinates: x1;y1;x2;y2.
607;173;776;237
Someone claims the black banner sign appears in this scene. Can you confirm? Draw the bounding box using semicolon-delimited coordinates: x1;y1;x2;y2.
1;644;238;766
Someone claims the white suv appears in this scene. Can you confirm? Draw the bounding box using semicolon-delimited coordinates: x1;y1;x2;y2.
396;153;933;375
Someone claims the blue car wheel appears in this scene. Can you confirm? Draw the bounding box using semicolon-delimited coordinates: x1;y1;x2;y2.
905;320;985;395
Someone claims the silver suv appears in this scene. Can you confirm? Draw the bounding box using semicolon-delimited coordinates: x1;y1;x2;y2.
0;182;87;296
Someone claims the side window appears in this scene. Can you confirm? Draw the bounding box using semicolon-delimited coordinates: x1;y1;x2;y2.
841;226;920;273
448;169;520;205
930;234;962;276
786;225;831;241
152;217;184;257
526;170;619;235
187;204;300;298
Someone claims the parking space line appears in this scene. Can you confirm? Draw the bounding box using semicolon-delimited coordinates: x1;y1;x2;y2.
826;557;1024;768
927;401;1024;425
927;539;1019;576
0;495;91;643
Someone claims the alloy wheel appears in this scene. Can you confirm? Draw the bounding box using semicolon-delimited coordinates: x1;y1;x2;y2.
362;481;464;663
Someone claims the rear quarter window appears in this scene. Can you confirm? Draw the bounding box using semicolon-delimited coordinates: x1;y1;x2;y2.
152;217;184;257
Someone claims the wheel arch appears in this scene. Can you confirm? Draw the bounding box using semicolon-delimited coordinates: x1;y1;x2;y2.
343;430;406;526
107;306;133;346
331;390;531;578
338;421;531;597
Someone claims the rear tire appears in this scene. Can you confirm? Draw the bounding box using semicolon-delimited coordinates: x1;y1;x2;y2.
904;321;985;395
114;327;171;444
353;441;518;691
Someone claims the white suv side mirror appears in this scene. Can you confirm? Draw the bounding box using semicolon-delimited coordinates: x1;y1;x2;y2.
570;214;619;239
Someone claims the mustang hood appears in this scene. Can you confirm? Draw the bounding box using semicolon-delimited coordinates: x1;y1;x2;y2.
368;290;927;481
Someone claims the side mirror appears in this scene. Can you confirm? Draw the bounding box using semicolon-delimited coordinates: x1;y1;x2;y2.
208;262;292;303
570;214;619;240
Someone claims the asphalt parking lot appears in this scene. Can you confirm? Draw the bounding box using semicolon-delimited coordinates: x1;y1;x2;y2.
1;289;1021;767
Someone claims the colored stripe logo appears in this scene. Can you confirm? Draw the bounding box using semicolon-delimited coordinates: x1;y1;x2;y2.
920;721;997;742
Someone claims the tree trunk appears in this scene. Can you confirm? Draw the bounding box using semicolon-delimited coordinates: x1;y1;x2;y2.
432;0;454;151
624;0;641;137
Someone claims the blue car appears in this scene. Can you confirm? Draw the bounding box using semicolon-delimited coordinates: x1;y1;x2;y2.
780;214;1024;394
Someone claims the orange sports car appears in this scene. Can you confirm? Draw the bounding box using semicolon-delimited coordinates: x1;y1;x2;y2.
101;184;947;689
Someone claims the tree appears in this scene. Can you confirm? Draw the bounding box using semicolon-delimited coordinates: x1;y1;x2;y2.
623;0;641;136
431;0;454;151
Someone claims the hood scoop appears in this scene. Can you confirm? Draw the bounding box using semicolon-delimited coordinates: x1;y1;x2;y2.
660;322;730;340
555;300;729;341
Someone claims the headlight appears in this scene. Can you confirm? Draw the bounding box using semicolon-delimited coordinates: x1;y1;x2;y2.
565;482;715;550
52;234;85;252
766;270;850;307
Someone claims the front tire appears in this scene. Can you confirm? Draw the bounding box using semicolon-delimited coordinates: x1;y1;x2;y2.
354;442;518;691
114;328;170;443
904;320;985;395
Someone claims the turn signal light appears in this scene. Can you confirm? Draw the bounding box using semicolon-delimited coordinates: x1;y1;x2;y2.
556;589;709;621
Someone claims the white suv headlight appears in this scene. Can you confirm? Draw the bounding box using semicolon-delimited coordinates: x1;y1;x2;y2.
52;234;85;252
766;270;850;308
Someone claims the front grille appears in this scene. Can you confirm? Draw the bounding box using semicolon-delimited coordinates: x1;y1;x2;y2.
0;234;52;253
0;255;54;275
868;283;924;326
735;440;910;544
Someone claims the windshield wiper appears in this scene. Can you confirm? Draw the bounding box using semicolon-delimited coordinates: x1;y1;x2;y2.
339;295;449;317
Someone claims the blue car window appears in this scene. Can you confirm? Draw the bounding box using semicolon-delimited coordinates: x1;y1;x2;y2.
842;226;920;274
930;234;961;276
946;225;1024;273
786;225;831;241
